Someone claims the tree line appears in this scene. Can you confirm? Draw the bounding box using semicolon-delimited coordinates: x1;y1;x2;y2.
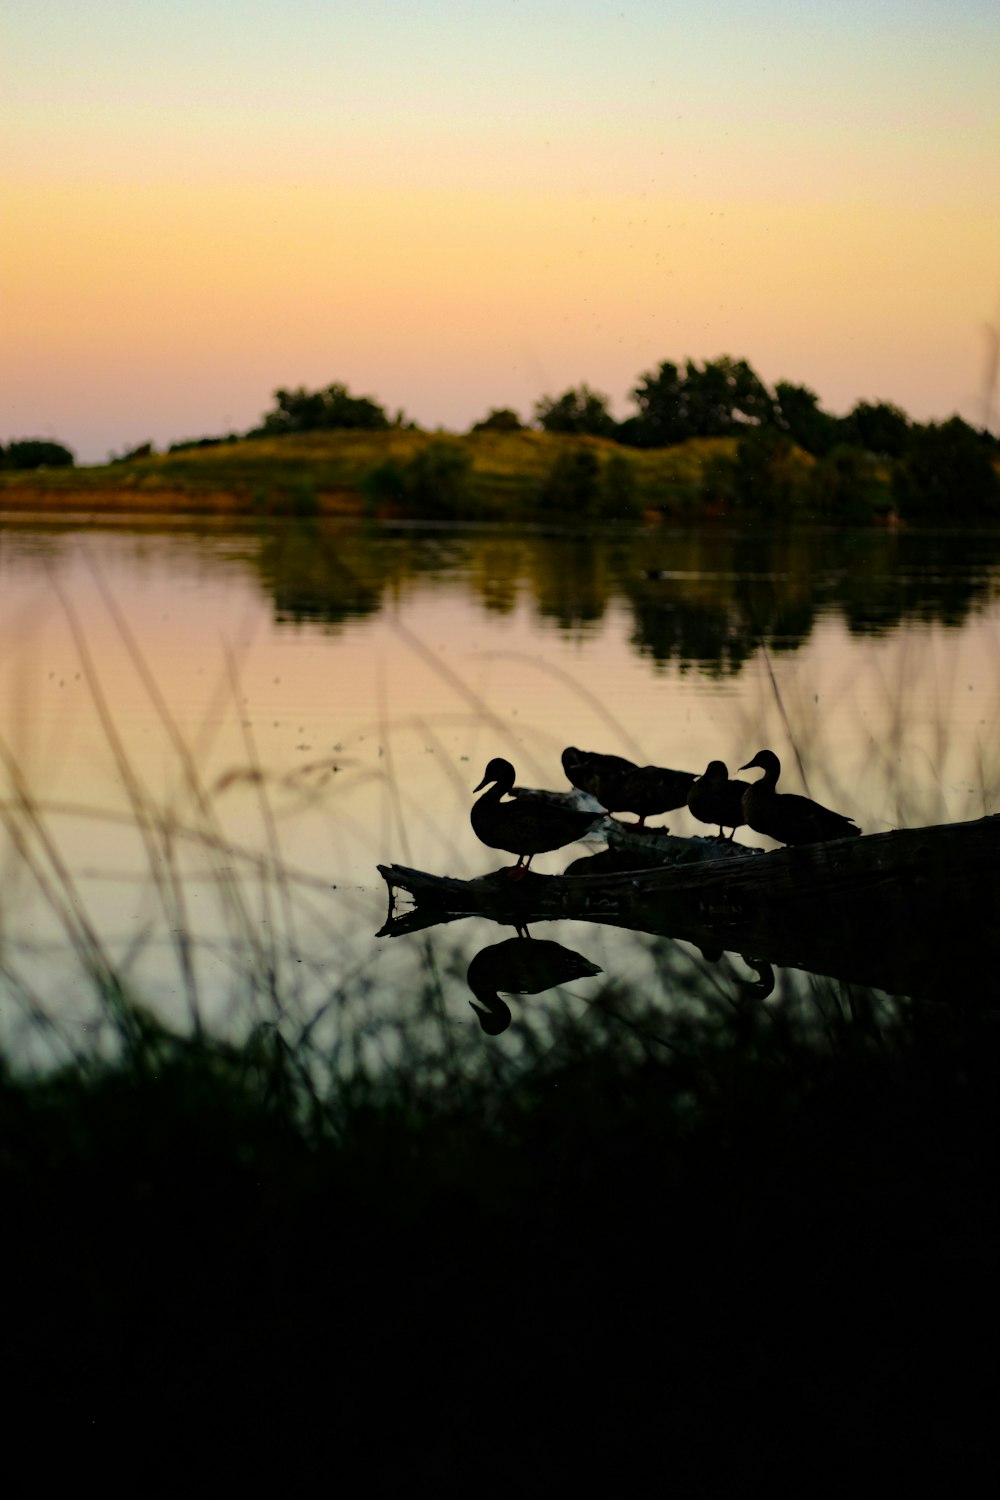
491;357;1000;521
170;358;998;460
0;439;75;471
241;358;999;521
5;356;999;520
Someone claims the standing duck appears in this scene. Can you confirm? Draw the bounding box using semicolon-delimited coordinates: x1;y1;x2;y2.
467;936;602;1034
561;746;695;827
472;757;600;874
686;760;747;840
739;750;860;845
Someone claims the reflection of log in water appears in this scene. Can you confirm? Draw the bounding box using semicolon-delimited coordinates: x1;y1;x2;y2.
378;816;1000;1002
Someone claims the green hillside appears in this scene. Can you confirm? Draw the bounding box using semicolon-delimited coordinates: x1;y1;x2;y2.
0;427;742;520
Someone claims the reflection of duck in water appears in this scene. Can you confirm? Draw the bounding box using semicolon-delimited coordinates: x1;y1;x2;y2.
472;757;600;875
561;747;695;827
686;761;748;841
738;957;775;1000
739;750;860;845
467;936;602;1034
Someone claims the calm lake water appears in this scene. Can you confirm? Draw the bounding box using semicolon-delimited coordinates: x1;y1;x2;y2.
2;513;999;1067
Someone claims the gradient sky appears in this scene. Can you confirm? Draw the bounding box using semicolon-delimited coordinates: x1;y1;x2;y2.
5;0;999;462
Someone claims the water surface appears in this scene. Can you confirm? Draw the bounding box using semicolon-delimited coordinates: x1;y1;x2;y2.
1;514;998;1065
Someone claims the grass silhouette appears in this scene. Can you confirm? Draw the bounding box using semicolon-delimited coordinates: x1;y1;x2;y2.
0;567;995;1487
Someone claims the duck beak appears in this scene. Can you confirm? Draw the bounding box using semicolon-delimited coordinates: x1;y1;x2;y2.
473;774;489;793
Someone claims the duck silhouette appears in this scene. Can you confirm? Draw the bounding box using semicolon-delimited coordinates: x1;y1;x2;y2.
472;757;600;874
561;746;695;827
739;750;860;845
467;935;602;1034
686;760;748;840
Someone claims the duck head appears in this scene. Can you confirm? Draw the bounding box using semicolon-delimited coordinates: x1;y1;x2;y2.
474;757;516;794
739;749;780;778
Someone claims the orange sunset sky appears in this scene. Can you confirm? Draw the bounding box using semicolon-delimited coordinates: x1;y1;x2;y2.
5;0;999;463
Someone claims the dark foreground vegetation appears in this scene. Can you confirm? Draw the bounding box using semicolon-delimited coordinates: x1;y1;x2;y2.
5;355;998;525
3;965;994;1487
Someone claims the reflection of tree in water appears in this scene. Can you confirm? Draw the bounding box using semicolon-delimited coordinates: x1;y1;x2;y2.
525;532;615;631
737;528;1000;643
256;522;481;630
734;531;823;657
627;587;756;675
622;529;751;674
621;531;814;674
837;529;1000;635
256;522;385;628
622;527;1000;673
466;538;525;615
244;519;1000;664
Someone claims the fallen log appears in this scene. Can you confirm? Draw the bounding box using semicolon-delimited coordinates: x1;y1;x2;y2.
377;815;1000;1002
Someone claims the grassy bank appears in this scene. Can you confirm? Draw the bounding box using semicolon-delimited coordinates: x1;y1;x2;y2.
3;967;993;1485
0;427;739;519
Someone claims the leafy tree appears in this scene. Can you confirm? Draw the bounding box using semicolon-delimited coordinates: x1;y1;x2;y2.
362;440;474;519
4;439;75;469
537;446;642;520
611;414;645;447
893;418;1000;519
628;357;774;447
361;457;407;509
534;385;616;438
807;444;885;522
168;434;239;453
773;381;839;456
538;447;602;513
699;448;738;509
627;361;686;446
840;400;910;458
121;441;154;461
730;429;810;516
259;382;389;435
404;439;473;516
470;407;524;433
596;453;642;520
683;357;774;438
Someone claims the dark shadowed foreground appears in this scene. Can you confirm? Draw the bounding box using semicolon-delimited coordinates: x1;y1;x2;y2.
2;955;994;1491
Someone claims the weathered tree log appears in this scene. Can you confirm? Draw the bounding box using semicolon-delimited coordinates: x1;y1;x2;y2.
378;815;1000;1002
